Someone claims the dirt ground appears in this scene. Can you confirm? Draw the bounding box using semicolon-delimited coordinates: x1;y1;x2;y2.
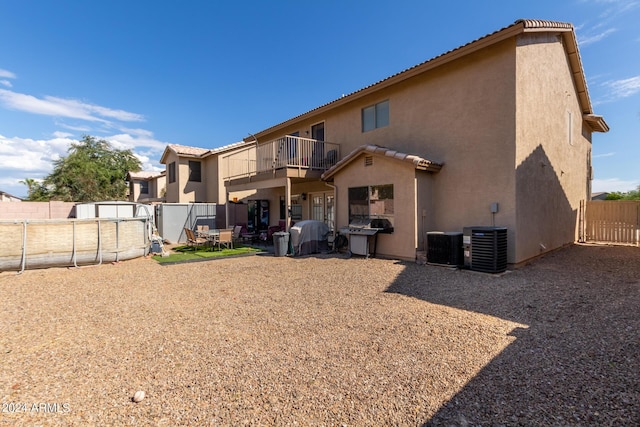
1;244;638;426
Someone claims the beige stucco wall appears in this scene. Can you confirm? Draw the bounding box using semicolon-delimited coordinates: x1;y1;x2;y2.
164;151;207;203
150;175;166;200
514;33;592;263
129;181;140;202
247;32;596;264
179;158;206;203
205;155;221;204
0;201;76;220
332;154;423;260
257;39;519;261
130;178;164;202
164;151;180;203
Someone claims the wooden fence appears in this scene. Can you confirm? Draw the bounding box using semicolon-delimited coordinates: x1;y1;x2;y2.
580;200;640;245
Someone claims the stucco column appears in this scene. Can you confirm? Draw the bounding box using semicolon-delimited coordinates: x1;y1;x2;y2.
285;178;291;232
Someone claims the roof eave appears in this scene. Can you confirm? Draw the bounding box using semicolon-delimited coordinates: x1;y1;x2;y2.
584;114;610;133
321;144;442;181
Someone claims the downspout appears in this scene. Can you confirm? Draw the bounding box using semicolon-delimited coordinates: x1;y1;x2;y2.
324;181;338;247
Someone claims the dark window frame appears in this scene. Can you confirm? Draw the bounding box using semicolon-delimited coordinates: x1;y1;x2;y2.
348;184;394;225
361;99;389;132
139;181;149;194
188;160;201;182
168;162;176;183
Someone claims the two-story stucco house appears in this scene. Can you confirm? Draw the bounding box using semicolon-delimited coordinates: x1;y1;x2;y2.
127;171;166;203
160;142;258;204
220;19;608;265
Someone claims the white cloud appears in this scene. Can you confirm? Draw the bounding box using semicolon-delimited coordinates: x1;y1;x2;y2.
0;80;12;88
0;89;144;123
598;0;639;18
0;69;16;79
0;130;167;186
0;134;73;176
134;153;165;172
604;75;640;99
55;122;93;133
53;131;74;138
592;177;640;193
106;132;168;152
593;152;616;158
578;28;617;47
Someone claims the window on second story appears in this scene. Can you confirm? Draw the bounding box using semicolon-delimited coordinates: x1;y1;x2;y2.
139;181;149;194
189;160;201;182
362;100;389;132
168;162;176;183
311;122;325;141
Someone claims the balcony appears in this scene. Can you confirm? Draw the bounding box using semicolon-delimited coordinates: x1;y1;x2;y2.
223;136;340;182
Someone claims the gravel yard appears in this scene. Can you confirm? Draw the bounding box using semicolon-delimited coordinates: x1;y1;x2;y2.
1;244;638;426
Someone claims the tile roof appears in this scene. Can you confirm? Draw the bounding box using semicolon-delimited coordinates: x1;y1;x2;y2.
205;140;253;155
167;144;210;157
321;144;442;181
127;170;165;180
160;140;254;164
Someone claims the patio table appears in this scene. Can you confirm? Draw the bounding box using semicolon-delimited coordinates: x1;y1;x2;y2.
202;229;220;249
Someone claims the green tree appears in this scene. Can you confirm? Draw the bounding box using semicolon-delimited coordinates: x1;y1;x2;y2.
605;186;640;200
44;135;141;202
19;178;51;201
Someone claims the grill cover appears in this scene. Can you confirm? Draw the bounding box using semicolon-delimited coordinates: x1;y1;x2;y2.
290;220;330;256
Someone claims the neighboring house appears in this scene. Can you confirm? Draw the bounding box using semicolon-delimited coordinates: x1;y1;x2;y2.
159;142;256;204
0;191;23;202
220;19;608;265
591;192;609;201
127;171;166;203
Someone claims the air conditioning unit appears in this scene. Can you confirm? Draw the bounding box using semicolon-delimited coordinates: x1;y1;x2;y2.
426;232;463;266
463;226;508;273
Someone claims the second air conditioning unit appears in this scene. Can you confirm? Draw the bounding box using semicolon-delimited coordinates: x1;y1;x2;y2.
426;231;464;266
463;226;508;273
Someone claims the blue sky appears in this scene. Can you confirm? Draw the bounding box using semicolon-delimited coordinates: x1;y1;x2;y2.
1;0;638;198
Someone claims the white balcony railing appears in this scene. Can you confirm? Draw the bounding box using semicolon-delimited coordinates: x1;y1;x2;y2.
223;136;339;181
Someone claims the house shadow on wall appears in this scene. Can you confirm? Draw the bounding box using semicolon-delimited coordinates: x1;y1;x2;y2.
384;146;640;425
513;145;582;262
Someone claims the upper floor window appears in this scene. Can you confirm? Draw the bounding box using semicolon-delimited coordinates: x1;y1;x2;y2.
139;181;149;194
311;122;325;141
362;100;389;132
168;162;176;183
189;160;201;182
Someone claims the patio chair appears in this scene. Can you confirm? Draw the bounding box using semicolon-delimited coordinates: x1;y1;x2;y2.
267;225;282;243
232;225;243;245
217;228;233;250
184;227;207;250
196;224;209;238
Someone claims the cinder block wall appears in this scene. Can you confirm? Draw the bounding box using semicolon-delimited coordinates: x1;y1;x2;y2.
0;202;76;220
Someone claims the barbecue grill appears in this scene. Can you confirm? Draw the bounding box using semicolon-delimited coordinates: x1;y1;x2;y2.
339;218;393;258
